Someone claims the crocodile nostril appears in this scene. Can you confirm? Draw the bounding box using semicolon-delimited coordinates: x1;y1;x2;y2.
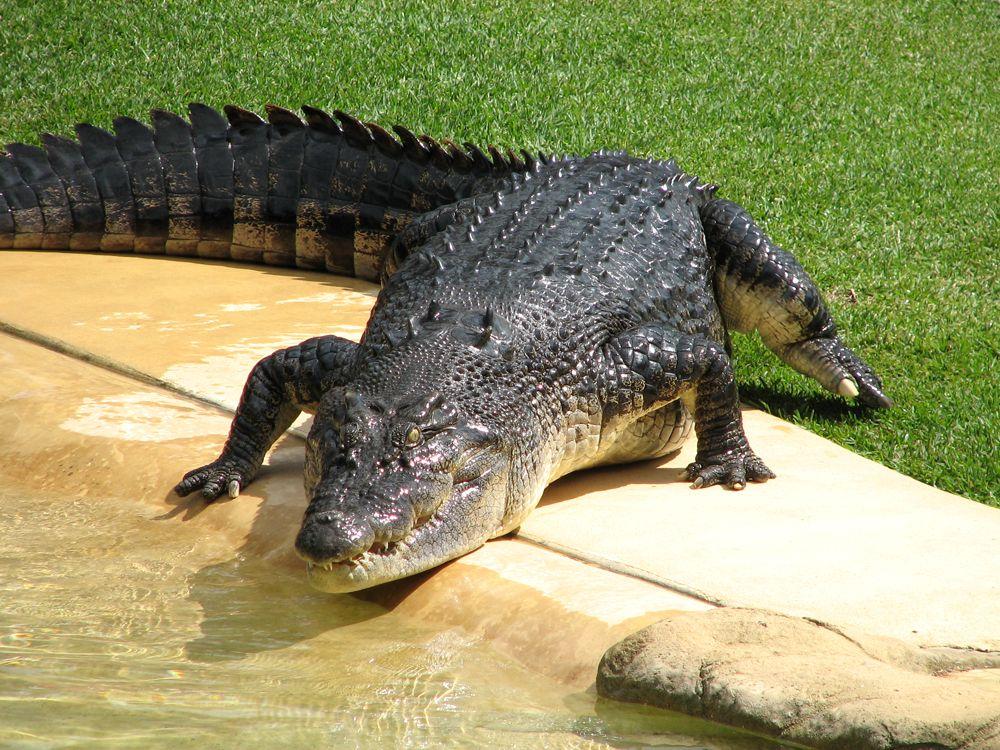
295;510;374;565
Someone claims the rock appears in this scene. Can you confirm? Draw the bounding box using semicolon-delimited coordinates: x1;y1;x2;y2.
597;608;1000;750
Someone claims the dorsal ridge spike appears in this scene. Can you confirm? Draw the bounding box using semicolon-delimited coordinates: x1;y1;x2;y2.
463;141;493;171
264;104;304;129
333;110;374;146
393;124;430;162
487;144;507;171
406;316;420;339
368;121;403;157
301;105;341;134
442;139;474;172
223;104;265;127
426;300;441;321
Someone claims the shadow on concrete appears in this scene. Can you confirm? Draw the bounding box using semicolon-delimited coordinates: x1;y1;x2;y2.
109;251;382;297
154;454;304;523
538;452;687;509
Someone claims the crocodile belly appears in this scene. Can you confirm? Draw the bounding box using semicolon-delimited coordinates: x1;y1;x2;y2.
549;399;693;482
592;400;693;470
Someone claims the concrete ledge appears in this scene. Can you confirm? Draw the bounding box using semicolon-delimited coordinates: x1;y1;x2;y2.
2;250;998;748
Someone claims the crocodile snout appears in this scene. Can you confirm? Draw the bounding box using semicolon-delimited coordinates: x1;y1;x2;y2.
295;508;377;565
295;474;452;567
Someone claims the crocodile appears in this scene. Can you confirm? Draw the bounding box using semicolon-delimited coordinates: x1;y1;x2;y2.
0;104;891;592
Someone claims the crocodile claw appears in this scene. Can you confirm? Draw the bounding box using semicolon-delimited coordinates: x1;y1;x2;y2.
174;458;255;502
685;451;775;490
832;343;893;409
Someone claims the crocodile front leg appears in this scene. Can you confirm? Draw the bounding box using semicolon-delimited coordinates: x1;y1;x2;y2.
175;335;357;501
603;328;775;490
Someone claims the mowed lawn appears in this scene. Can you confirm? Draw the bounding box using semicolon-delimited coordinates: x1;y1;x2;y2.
1;0;997;505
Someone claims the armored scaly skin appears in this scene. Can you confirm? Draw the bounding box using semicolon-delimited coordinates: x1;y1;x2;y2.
1;104;891;592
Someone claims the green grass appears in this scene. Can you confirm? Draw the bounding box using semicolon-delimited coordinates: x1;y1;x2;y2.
1;0;997;504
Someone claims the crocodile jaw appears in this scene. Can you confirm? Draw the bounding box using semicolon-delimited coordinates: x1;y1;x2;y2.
304;466;507;593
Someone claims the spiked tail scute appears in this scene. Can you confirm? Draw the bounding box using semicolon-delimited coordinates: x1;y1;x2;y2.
188;103;234;259
368;122;402;158
0;191;13;248
41;134;106;250
263;105;305;267
113;116;168;253
226;105;269;263
0;153;45;248
333;110;374;148
297;105;348;273
6;143;72;249
151;110;203;256
76;122;138;252
393;125;431;163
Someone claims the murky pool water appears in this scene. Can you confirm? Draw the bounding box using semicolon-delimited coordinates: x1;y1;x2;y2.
0;487;790;749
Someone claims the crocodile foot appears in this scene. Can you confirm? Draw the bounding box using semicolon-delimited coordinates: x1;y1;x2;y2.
684;451;775;490
829;341;893;409
174;458;257;502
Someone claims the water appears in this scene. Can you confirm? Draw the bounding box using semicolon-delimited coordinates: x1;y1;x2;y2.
0;488;792;749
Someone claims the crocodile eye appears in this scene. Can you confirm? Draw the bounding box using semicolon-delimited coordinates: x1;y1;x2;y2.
404;425;421;447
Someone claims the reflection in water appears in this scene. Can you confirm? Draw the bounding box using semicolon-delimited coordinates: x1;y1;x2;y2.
0;488;790;749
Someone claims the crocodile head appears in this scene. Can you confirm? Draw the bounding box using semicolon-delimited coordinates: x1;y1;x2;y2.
295;387;510;592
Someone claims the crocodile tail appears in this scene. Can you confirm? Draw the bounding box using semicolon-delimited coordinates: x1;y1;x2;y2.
0;104;540;280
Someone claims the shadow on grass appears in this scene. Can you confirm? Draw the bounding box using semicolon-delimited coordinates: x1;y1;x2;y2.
738;382;877;425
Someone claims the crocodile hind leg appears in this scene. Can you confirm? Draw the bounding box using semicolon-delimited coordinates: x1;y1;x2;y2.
603;329;774;489
701;199;892;408
174;335;357;501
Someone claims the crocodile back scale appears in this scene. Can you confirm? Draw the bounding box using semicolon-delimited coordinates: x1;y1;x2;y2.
0;103;539;280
